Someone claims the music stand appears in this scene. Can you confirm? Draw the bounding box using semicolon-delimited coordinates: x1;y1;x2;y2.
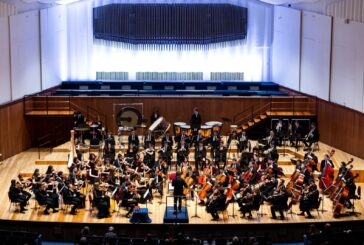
143;189;153;214
318;192;327;213
191;189;201;219
229;193;237;219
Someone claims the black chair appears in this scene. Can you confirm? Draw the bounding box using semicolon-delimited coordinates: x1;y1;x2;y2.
8;192;20;212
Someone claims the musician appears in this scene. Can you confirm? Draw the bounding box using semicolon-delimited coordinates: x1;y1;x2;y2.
172;171;187;214
206;188;227;221
143;144;155;168
214;141;227;169
264;142;279;162
175;130;191;147
125;143;138;164
74;111;85;127
121;182;140;218
190;107;201;136
62;184;84;215
274;119;284;146
159;142;172;167
320;154;334;173
105;132;115;145
237;131;249;153
228;158;242;175
303;123;319;149
143;130;155;149
298;182;319;219
104;141;115;162
176;139;189;166
93;182;111;219
227;129;238;148
269;180;288;220
8;179;29;213
210;131;221;155
195;142;207;170
161;131;173;148
113;153;125;170
128;130;139;149
265;130;276;149
34;182;59;215
150;110;160;126
290;120;303;147
193;129;205;147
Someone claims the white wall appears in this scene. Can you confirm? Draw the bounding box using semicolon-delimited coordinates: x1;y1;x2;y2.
10;10;41;100
272;6;301;90
0;17;11;104
40;5;68;90
300;11;331;100
330;19;364;112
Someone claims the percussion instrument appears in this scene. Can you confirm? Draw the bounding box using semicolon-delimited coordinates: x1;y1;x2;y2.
149;117;171;139
205;121;223;133
90;124;99;128
173;122;186;135
180;125;192;136
200;125;212;138
116;107;142;127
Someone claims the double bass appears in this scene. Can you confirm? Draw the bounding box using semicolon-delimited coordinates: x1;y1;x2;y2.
319;150;335;191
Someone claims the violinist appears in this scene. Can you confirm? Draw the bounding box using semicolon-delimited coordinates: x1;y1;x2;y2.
62;183;84;215
195;142;206;170
269;180;288;220
121;182;140;218
17;174;32;199
125;143;138;164
128;130;139;149
113;153;126;170
34;182;59;215
143;144;155;168
159;142;172;167
298;182;319;219
143;130;155;149
8;179;29;213
93;182;111;219
206;188;227;221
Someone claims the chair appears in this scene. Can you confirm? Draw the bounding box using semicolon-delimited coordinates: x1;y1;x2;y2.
312;197;322;217
8;192;20;212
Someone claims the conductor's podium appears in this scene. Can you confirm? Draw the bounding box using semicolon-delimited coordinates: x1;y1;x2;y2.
163;196;189;223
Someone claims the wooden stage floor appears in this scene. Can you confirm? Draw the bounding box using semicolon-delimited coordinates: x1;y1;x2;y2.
1;139;364;225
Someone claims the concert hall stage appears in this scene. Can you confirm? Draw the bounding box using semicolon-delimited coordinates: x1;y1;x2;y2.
1;137;364;242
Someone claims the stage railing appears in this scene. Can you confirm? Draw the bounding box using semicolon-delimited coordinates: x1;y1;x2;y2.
233;96;317;126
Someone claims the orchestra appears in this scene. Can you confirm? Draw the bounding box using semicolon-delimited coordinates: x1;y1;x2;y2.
9;111;361;223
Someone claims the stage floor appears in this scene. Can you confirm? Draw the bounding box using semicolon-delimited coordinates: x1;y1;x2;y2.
0;139;363;225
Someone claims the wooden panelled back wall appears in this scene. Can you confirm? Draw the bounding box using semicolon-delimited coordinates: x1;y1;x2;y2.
317;98;364;159
0;100;32;159
69;96;271;134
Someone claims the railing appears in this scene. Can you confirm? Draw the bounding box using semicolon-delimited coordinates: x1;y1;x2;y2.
37;133;52;159
233;96;317;127
23;95;107;126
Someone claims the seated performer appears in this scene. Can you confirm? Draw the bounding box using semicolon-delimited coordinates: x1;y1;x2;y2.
298;182;319;218
161;131;173;148
8;179;29;213
290;120;303;147
237;131;249;153
176;139;189;167
128;130;139;149
195;142;206;170
143;130;155;150
62;183;84;215
269;181;288;220
303;123;319;149
214;141;227;169
206;188;227;221
121;182;140;218
209;131;221;156
92;182;111;219
34;182;59;215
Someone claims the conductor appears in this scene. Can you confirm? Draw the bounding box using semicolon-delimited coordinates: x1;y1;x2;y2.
172;171;187;214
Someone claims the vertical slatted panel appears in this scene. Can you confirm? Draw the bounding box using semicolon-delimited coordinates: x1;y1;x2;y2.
326;0;364;23
0;2;16;18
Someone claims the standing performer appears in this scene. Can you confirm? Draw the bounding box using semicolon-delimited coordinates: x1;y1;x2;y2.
172;171;187;214
190;107;202;136
128;130;139;149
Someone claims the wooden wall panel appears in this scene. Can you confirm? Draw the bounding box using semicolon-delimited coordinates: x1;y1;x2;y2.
317;99;364;159
0;100;32;159
69;96;271;134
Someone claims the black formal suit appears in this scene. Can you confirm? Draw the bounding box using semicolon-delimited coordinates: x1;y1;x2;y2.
190;113;201;134
128;134;139;148
172;176;187;211
162;135;173;147
143;133;155;149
